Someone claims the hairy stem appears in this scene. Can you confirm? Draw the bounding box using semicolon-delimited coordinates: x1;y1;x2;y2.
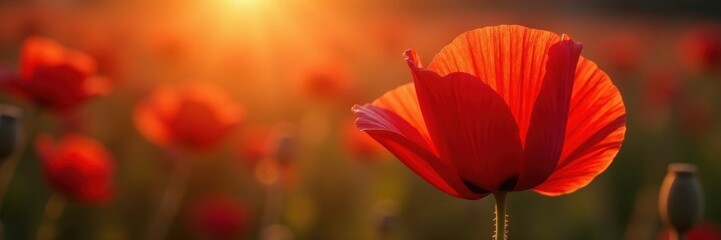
494;192;508;240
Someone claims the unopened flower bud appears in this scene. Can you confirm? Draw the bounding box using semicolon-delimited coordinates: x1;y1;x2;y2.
659;163;704;236
0;105;22;160
273;124;296;165
374;200;398;237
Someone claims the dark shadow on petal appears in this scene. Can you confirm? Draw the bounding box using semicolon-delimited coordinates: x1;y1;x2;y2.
516;38;582;190
462;179;491;195
499;175;519;192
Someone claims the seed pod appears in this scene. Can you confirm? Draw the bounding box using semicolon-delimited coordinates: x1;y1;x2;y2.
659;163;705;236
0;105;22;161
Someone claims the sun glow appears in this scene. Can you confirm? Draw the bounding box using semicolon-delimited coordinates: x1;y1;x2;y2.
225;0;266;9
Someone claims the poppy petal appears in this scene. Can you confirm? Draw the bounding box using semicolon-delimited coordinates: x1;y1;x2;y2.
533;57;626;196
409;51;524;192
133;87;177;147
515;36;583;190
20;37;96;81
353;89;483;199
427;25;563;149
370;77;432;148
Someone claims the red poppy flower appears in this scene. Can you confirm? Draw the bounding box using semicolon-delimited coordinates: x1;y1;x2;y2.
134;83;243;152
37;133;114;203
353;25;626;199
2;37;110;112
187;194;249;240
678;25;721;72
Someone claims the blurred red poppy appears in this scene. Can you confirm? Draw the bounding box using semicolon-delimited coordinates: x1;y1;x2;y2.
638;68;680;130
2;37;110;113
660;221;721;240
187;194;249;240
342;117;386;161
642;69;679;109
600;30;645;71
235;124;275;166
678;25;721;72
134;83;243;152
353;25;626;199
294;59;353;102
37;133;114;203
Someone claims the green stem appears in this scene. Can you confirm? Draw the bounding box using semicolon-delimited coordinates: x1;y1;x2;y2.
35;193;66;240
144;149;192;240
494;192;508;240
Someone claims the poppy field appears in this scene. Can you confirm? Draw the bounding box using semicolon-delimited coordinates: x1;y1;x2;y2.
1;1;721;239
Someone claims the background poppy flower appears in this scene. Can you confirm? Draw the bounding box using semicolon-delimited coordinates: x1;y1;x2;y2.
292;58;354;102
659;221;721;240
187;194;250;240
353;25;626;199
235;124;275;166
677;24;721;73
2;36;110;112
600;30;645;72
134;83;244;152
638;68;680;131
37;133;114;203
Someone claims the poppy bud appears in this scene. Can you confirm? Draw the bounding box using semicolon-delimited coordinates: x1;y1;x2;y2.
659;163;705;237
373;200;398;237
273;124;296;165
275;134;295;165
0;105;22;160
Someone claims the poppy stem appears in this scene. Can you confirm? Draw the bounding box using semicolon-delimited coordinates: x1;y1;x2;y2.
259;180;284;228
0;107;40;212
144;150;192;240
493;192;508;240
35;193;66;240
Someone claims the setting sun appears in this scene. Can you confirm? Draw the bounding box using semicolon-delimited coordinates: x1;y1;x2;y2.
225;0;266;9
